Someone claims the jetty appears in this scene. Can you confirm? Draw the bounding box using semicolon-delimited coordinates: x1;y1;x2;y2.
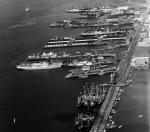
65;66;117;79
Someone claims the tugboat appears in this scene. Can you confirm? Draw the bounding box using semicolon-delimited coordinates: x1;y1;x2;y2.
25;7;30;12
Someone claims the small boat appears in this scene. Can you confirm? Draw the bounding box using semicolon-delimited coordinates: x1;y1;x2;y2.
105;123;117;129
14;118;15;124
118;125;122;128
111;109;116;114
138;114;143;118
77;83;106;107
25;7;30;12
116;97;120;101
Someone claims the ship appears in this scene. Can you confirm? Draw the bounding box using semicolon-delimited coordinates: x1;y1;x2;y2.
66;7;98;13
25;7;30;12
16;61;62;70
79;30;127;37
27;52;57;61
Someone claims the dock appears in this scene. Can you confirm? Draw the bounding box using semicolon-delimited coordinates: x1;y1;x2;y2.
65;66;117;79
90;3;150;132
44;37;128;48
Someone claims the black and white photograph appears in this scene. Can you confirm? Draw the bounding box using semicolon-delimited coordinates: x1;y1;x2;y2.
0;0;150;131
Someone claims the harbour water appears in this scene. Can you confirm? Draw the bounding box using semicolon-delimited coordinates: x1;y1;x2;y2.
0;0;149;132
108;70;150;132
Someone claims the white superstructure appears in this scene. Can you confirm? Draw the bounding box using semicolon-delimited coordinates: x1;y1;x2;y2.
16;62;62;70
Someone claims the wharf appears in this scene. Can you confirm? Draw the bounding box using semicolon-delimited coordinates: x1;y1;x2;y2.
65;67;116;79
101;37;127;41
56;54;116;59
90;3;150;132
44;37;128;49
50;22;99;28
44;42;97;48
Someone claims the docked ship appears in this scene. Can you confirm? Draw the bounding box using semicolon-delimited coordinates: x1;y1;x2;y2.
66;7;98;13
50;19;99;28
25;7;30;12
50;20;83;28
79;12;100;19
26;52;57;61
66;8;88;13
79;10;105;19
44;36;98;48
62;60;92;67
16;61;62;70
79;30;127;37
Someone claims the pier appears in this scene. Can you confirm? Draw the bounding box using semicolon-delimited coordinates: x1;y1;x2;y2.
65;66;117;79
44;37;128;48
90;3;150;132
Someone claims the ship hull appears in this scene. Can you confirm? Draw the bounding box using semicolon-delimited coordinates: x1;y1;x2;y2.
16;63;62;70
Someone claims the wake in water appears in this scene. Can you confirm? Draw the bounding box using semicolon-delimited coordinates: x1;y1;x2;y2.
8;7;36;29
8;19;36;29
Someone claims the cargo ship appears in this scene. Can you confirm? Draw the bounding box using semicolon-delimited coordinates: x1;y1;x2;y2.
62;60;92;67
50;20;83;28
79;11;105;19
50;19;99;28
66;8;89;13
79;30;127;37
16;61;62;70
27;52;57;61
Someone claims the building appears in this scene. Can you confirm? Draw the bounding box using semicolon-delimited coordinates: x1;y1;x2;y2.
131;57;149;69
